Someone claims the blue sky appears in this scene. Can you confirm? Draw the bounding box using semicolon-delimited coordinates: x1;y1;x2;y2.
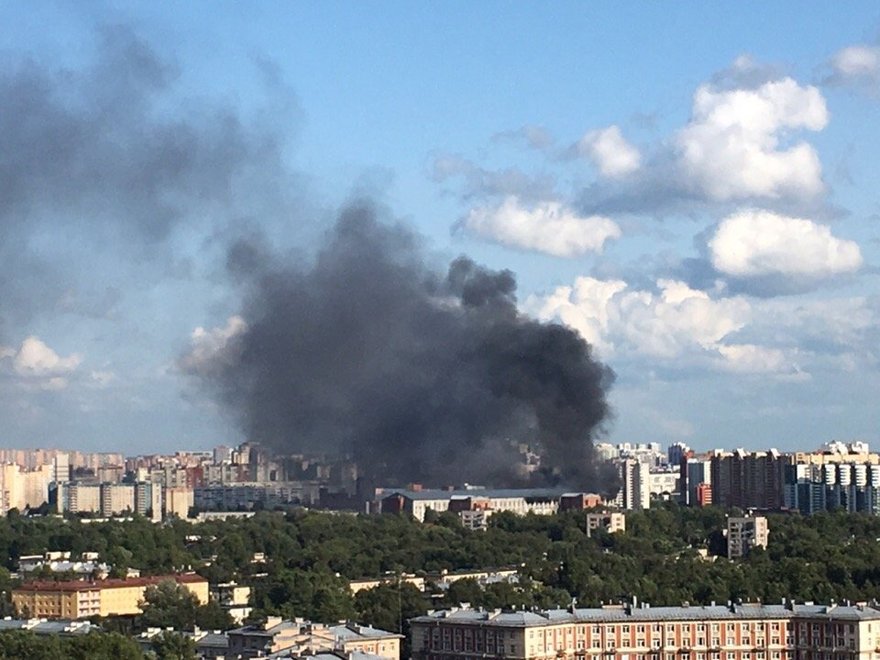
1;3;879;454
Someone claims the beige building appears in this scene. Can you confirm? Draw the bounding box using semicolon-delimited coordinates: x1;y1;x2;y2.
100;483;135;516
0;463;53;514
349;574;427;594
212;581;252;624
163;486;194;519
12;574;208;619
585;512;626;537
227;618;402;660
411;603;880;660
727;515;769;559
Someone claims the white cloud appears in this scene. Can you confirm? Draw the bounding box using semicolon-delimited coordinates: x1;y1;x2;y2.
463;196;621;257
531;277;628;353
178;315;247;376
576;125;641;177
709;209;862;278
715;343;790;374
0;336;82;390
675;77;828;201
529;277;751;360
828;44;880;91
529;278;819;377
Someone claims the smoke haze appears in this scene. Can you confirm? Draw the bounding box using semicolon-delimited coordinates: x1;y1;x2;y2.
185;203;615;490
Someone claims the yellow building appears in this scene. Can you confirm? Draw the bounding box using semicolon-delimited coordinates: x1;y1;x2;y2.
13;574;208;619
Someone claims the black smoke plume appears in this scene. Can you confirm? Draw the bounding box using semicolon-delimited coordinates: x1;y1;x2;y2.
187;203;615;490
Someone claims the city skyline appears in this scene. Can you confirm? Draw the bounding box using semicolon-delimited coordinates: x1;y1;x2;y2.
0;4;879;455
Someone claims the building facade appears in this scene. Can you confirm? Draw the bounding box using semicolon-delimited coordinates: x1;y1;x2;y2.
227;618;402;660
585;512;626;537
12;574;208;619
411;603;880;660
727;516;769;559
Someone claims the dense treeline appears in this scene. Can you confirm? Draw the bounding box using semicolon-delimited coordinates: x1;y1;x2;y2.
0;628;195;659
3;505;880;638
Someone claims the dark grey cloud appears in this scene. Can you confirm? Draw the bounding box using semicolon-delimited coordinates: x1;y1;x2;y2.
183;203;616;491
430;153;557;203
669;230;865;300
0;25;300;336
490;125;555;151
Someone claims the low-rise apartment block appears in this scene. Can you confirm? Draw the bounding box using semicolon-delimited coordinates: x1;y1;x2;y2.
411;602;880;660
379;488;593;522
12;573;208;619
585;512;626;537
227;617;402;660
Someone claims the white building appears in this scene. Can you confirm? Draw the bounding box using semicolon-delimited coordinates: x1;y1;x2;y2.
585;511;626;536
615;459;650;510
727;515;769;559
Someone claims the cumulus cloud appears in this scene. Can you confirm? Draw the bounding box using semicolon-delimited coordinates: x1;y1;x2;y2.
708;209;862;278
826;44;880;94
676;77;828;201
529;277;752;360
463;197;621;257
178;315;247;376
530;271;880;379
575;125;641;177
572;62;833;217
715;343;790;374
0;336;82;389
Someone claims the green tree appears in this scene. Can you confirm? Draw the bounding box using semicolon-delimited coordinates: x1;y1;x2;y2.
0;630;62;660
65;632;145;660
150;631;197;660
138;580;200;631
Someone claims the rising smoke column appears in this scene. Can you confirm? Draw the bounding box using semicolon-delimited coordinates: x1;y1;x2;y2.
185;203;615;490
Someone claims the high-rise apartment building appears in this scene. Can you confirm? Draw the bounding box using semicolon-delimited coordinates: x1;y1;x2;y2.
616;459;650;510
710;450;785;510
411;602;880;660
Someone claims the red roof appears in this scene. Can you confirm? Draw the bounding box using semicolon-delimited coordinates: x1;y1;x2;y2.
15;573;207;593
